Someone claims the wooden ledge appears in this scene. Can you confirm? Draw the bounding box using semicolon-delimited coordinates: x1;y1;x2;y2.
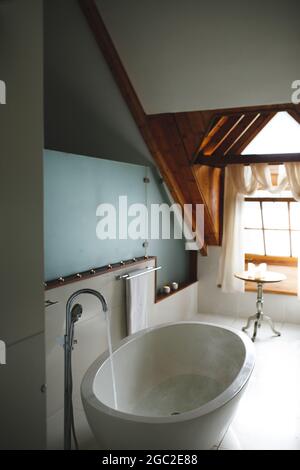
155;280;198;303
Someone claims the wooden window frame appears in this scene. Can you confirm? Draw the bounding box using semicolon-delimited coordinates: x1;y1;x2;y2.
245;253;297;267
244;197;299;295
244;197;300;258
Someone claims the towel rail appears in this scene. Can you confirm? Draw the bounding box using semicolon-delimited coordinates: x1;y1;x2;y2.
116;266;161;281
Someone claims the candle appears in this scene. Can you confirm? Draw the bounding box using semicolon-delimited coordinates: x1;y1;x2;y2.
162;285;171;294
248;263;255;277
255;263;267;278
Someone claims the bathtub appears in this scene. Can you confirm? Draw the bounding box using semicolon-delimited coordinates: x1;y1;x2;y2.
81;322;255;449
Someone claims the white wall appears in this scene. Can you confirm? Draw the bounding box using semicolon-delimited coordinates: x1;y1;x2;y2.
45;260;198;449
198;247;300;325
0;0;46;449
97;0;300;113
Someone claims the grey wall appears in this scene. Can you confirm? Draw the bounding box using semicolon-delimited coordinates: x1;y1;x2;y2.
0;0;46;449
44;150;189;290
44;0;153;166
44;0;191;291
97;0;300;113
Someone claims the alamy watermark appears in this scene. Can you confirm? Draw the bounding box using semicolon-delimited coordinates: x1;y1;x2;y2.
96;196;204;250
0;80;6;104
291;80;300;104
0;340;6;365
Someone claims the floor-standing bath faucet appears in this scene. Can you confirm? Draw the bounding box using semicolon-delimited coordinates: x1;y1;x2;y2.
64;288;108;450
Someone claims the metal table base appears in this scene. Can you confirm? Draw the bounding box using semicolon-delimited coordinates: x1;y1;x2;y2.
242;282;281;342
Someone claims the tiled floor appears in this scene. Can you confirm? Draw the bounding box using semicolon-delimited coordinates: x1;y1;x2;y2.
194;313;300;450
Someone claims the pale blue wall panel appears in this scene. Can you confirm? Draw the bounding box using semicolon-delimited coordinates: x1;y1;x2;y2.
44;150;189;289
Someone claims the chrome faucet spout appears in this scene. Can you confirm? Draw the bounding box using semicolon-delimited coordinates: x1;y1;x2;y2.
64;288;108;450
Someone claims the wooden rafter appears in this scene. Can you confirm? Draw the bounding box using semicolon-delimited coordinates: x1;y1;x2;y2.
288;109;300;125
196;153;300;167
200;114;245;156
215;113;260;156
230;112;276;155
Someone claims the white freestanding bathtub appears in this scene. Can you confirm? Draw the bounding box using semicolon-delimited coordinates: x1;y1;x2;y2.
81;322;255;450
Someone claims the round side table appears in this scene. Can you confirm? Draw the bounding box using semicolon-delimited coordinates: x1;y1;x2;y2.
234;271;286;342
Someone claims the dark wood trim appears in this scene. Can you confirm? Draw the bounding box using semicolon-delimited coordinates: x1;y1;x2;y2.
195;153;300;167
188;251;198;283
216;113;261;156
193;103;299;118
78;0;144;127
45;256;157;290
200;115;244;156
245;197;295;202
219;167;225;245
288;110;300;126
192;108;280;163
155;280;198;303
229;113;276;155
191;115;222;163
245;253;297;267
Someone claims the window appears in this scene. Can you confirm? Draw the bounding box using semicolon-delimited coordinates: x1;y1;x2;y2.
243;194;300;295
244;197;300;258
241;111;300;295
241;111;300;154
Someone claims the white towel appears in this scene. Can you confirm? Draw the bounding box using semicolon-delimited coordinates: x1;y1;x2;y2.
126;270;149;335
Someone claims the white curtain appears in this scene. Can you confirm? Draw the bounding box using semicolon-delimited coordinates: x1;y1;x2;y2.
285;163;300;297
285;163;300;201
218;163;290;293
217;165;258;292
217;168;245;292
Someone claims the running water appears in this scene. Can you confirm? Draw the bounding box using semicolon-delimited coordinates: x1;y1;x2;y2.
105;310;118;409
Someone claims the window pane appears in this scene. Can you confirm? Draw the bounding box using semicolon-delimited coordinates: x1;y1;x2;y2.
265;230;290;256
291;232;300;257
244;229;264;255
244;201;262;228
262;202;289;229
290;202;300;230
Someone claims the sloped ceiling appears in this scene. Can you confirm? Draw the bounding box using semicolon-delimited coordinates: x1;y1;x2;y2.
79;0;300;251
96;0;300;113
44;0;154;166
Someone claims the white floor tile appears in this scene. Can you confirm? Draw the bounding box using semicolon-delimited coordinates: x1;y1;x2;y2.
190;313;237;327
219;427;242;450
200;313;300;450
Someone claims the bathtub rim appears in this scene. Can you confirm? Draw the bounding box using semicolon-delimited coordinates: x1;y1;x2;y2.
81;321;255;424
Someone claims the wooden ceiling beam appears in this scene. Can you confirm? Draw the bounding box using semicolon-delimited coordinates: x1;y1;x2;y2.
288;110;300;125
174;112;207;162
199;114;245;156
229;112;276;154
215;113;261;156
197;116;227;154
196;153;300;167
